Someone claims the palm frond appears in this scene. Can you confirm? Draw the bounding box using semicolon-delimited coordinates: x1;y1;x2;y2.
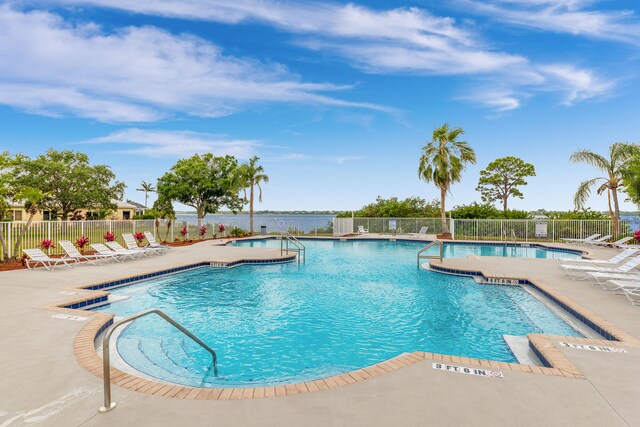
573;177;606;209
570;150;610;172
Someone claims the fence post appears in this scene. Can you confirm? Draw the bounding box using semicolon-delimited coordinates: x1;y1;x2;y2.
580;221;583;239
450;218;455;240
8;223;12;258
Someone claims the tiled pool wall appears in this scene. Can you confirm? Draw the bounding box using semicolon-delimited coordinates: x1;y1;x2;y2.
57;255;297;309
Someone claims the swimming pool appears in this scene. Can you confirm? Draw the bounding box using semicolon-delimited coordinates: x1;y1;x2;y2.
94;240;581;388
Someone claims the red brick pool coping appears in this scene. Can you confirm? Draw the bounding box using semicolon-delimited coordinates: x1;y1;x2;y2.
44;251;640;400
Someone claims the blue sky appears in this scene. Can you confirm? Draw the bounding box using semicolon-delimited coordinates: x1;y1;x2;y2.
1;0;639;212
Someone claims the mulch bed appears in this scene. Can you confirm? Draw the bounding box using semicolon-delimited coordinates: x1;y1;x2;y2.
0;259;25;272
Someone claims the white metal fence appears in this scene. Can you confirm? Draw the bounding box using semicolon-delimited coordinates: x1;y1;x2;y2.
453;219;631;242
333;217;450;236
0;219;240;259
332;217;632;243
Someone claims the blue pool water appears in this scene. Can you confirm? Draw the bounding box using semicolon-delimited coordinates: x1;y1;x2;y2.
94;240;581;387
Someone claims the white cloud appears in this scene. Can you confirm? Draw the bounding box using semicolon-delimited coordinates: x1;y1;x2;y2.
538;64;616;105
82;128;260;158
460;0;640;44
34;0;617;111
0;5;390;122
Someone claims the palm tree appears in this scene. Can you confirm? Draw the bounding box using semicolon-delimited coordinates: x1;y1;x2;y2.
239;156;269;234
570;143;639;230
13;187;45;258
418;123;476;236
136;180;156;207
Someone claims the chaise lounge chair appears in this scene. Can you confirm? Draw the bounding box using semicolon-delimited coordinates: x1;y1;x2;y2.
90;243;128;262
358;225;369;234
584;235;613;246
23;249;76;271
123;233;165;255
409;226;429;238
105;242;146;259
560;234;600;245
558;248;638;265
143;231;169;251
59;240;118;264
590;236;633;248
600;279;640;293
561;256;640;280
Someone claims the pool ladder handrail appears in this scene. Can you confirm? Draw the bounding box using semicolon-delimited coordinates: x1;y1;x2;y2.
280;233;305;263
99;308;218;413
417;239;444;267
503;228;517;244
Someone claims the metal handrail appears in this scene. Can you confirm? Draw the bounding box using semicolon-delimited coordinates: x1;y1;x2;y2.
99;309;217;413
280;233;305;262
417;239;444;267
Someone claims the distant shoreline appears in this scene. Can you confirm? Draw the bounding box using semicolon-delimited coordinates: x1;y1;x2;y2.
175;211;342;215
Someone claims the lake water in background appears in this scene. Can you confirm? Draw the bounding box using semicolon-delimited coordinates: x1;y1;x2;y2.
622;214;640;231
176;213;336;233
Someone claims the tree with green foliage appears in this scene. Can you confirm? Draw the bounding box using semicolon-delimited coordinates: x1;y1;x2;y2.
544;208;609;220
418;123;476;236
0;152;17;260
12;187;45;258
150;196;176;243
337;196;440;218
157;154;244;226
449;202;530;219
570;143;639;230
476;156;536;211
136;180;156;207
14;149;125;220
238;156;269;234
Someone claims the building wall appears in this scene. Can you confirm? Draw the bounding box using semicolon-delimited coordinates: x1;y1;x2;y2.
7;207;134;221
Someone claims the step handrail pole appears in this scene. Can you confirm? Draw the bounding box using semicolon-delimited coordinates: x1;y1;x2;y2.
99;308;217;413
417;239;444;267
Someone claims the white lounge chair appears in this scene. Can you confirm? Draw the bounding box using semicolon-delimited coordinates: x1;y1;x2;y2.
123;233;164;255
143;231;169;251
561;256;640;279
587;271;640;284
590;236;633;248
561;234;600;245
409;226;429;237
623;287;640;305
558;248;638;265
23;249;76;271
105;241;146;259
59;240;117;264
585;235;613;246
358;225;369;234
90;243;127;262
600;279;640;293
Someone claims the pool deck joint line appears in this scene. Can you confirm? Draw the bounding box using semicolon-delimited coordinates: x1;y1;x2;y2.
42;240;638;401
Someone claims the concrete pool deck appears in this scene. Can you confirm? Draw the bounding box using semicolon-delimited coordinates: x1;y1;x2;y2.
0;239;639;426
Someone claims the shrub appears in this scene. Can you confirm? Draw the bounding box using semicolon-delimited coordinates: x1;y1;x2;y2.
450;202;501;219
199;225;207;239
41;239;54;251
76;235;90;252
229;226;249;237
180;226;188;238
133;232;145;244
103;232;115;242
